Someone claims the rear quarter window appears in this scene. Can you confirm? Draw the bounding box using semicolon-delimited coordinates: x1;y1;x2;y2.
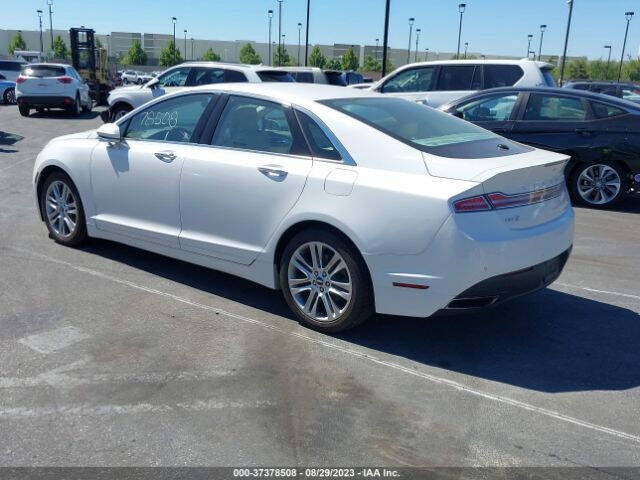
483;65;524;88
591;102;627;119
257;71;295;82
0;61;24;71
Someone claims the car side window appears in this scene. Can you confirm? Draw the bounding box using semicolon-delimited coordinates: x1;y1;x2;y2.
381;67;436;93
456;94;518;122
523;94;587;121
296;111;342;161
190;68;225;86
157;67;191;87
483;65;524;88
621;87;640;103
211;96;297;154
591;102;627;119
435;65;477;91
124;93;213;143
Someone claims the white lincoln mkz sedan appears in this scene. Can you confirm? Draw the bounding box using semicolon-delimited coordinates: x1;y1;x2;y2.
33;84;574;332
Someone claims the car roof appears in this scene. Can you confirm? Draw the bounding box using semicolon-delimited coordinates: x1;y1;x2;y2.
274;66;321;72
566;80;636;87
394;58;553;69
448;86;640;110
177;61;283;72
188;82;379;103
24;62;70;68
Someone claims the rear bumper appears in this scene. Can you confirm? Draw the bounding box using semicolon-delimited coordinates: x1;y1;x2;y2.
17;95;74;108
437;247;571;314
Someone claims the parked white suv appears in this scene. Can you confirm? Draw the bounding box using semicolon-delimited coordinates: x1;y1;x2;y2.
0;60;26;82
358;59;556;108
15;63;92;117
120;70;139;85
103;62;295;121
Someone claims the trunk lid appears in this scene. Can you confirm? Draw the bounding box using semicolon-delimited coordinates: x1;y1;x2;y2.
19;65;67;95
424;148;571;230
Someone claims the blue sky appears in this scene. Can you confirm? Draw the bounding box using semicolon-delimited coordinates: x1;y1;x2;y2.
4;0;639;60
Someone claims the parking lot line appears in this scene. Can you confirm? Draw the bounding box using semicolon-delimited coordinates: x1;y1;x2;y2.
7;244;640;446
555;282;640;302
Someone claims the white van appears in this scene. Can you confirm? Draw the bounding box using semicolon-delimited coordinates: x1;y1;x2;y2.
358;59;556;108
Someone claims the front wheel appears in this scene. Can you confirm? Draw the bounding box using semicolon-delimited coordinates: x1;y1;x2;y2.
279;229;373;333
40;172;87;246
3;87;15;104
111;104;132;121
569;162;628;208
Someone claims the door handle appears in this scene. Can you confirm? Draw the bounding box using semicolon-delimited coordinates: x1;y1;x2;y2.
154;151;176;162
258;165;288;180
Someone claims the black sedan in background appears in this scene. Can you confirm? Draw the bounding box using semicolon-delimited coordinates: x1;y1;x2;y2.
439;87;640;208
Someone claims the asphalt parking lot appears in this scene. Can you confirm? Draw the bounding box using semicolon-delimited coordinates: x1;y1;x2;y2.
0;103;639;467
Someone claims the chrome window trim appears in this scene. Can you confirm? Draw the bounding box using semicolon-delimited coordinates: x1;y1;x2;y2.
293;104;356;166
193;143;314;161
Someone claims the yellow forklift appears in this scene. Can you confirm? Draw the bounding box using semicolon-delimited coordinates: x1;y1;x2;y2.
69;28;114;106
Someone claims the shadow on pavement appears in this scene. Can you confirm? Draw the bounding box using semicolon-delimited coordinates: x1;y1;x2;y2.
28;110;101;120
80;238;640;394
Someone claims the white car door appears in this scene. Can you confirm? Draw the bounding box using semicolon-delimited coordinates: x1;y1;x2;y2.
90;92;215;247
178;94;313;264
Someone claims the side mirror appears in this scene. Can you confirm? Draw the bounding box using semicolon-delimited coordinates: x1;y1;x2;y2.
97;123;122;140
146;77;159;89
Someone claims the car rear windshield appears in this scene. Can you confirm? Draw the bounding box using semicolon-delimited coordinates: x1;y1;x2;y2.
541;68;557;87
21;65;66;78
321;97;530;158
257;71;295;82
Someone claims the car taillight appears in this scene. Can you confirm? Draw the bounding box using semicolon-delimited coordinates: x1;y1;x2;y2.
453;196;492;213
16;76;26;83
58;76;72;84
454;183;564;213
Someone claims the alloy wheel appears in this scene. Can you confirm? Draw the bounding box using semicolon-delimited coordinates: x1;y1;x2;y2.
45;180;78;238
287;241;353;322
576;164;621;205
5;88;15;104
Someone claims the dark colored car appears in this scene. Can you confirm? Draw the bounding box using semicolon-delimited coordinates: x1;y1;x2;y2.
564;80;640;104
439;87;640;208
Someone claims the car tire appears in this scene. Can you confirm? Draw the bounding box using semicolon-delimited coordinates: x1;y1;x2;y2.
111;104;132;121
279;228;373;333
569;161;628;208
40;171;87;247
81;98;92;113
3;87;15;105
18;104;30;117
71;93;82;116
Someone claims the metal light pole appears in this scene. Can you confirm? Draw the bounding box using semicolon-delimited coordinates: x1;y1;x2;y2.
172;17;177;64
604;45;612;79
37;10;43;53
559;0;574;87
47;0;53;52
304;0;310;66
538;24;546;60
382;0;391;76
375;38;379;62
268;10;273;66
618;12;634;82
415;28;421;62
425;47;429;61
183;29;187;62
277;0;283;66
464;41;468;59
527;34;533;58
457;3;466;59
297;22;302;65
191;37;194;60
407;18;414;64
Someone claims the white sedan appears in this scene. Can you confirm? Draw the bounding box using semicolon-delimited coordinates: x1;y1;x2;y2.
32;84;574;332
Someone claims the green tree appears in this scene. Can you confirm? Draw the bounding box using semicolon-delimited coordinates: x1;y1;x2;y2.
341;47;359;71
51;35;69;60
122;40;147;65
308;46;326;68
239;43;261;64
8;32;27;55
201;48;221;61
273;44;290;66
325;59;342;70
159;40;183;67
566;59;589;80
361;55;381;72
95;37;103;49
623;60;640;82
587;59;612;81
